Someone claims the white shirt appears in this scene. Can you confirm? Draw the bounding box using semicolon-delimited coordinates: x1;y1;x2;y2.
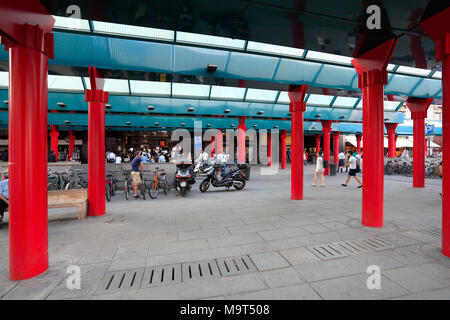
115;156;122;163
349;156;357;169
107;152;115;160
338;152;345;160
315;157;324;171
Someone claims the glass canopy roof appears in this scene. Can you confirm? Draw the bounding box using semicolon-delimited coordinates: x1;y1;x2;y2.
0;71;421;112
50;16;441;82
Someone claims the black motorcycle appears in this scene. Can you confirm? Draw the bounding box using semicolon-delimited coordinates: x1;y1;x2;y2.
199;163;246;192
174;162;195;196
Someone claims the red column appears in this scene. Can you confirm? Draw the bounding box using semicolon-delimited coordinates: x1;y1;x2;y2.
356;134;362;154
352;38;397;228
267;132;272;166
420;6;450;257
49;125;59;161
280;130;287;169
68;130;75;161
288;85;308;200
315;134;321;153
333;131;340;164
237;116;246;163
321;120;332;175
216;129;223;154
425;139;428;158
385;123;398;158
3;22;54;280
85;66;109;217
406;97;433;188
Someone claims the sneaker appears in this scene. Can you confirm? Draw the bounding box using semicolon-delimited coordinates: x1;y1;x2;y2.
357;185;362;188
341;184;347;187
320;184;326;187
311;184;317;187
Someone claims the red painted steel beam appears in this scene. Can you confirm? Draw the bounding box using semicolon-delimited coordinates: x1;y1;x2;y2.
352;38;398;228
68;130;75;161
85;66;108;217
333;131;340;165
1;1;55;281
385;123;398;158
420;6;450;258
288;85;308;200
356;134;362;154
49;125;59;162
321;120;332;175
280;130;287;170
406;97;433;188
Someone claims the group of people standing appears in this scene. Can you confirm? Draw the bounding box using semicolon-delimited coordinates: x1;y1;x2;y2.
312;150;362;188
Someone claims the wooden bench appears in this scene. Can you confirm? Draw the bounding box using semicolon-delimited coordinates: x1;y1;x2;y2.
48;189;88;220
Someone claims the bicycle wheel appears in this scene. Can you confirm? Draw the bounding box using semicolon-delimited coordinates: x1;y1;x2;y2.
140;182;147;200
149;179;159;199
163;177;168;196
105;184;111;201
124;180;129;200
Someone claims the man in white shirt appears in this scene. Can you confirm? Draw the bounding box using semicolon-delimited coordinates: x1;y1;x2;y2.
106;151;116;163
341;151;362;188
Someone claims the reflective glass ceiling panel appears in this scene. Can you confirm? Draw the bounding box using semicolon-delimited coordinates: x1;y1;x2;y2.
306;94;334;106
0;72;8;89
246;41;304;58
396;66;431;77
176;32;246;50
172;83;210;99
245;88;278;103
210;86;246;101
83;77;130;94
332;96;358;109
92;21;174;41
130;80;171;97
276;91;291;104
305;51;353;66
48;75;84;92
52;16;90;32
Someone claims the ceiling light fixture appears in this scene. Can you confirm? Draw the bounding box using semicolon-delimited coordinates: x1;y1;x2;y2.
206;64;218;73
57;102;66;107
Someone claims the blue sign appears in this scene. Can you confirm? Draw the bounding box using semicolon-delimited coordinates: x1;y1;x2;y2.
425;124;435;135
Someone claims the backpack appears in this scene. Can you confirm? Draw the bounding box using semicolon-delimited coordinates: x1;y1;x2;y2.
323;159;329;169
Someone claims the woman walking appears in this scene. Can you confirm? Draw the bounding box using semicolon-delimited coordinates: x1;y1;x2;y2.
312;151;326;187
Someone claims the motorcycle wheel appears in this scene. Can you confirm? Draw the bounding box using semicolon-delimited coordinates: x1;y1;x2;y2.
180;186;187;197
200;179;210;192
233;179;246;190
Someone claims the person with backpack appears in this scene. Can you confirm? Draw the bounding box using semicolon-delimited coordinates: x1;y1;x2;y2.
341;151;362;188
312;151;326;187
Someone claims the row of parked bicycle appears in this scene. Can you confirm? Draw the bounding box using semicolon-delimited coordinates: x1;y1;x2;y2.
383;158;442;178
47;160;248;200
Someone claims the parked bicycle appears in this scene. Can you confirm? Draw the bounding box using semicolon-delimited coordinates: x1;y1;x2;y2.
148;167;169;199
105;172;119;201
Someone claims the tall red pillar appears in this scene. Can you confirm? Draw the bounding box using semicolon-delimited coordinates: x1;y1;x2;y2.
385;123;398;158
68;130;75;161
356;134;362;154
1;3;55;280
288;85;308;200
85;66;109;217
420;6;450;257
267;132;272;166
321;120;332;175
425;139;428;158
237;116;246;163
406;97;433;188
315;134;321;153
50;125;59;161
280;130;287;169
333;131;340;164
352;38;397;228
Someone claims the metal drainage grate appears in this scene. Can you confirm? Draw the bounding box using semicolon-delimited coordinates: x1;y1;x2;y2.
307;237;394;260
182;259;221;281
216;255;257;276
97;268;145;294
140;264;182;289
419;227;442;239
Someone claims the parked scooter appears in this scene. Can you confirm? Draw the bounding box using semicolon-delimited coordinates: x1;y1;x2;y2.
199;161;246;192
193;160;213;178
174;161;195;196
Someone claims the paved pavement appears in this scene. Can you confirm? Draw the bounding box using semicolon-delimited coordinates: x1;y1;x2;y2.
0;164;448;300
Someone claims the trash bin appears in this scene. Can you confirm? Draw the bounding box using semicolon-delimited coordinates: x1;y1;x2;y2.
329;163;337;176
238;163;250;180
